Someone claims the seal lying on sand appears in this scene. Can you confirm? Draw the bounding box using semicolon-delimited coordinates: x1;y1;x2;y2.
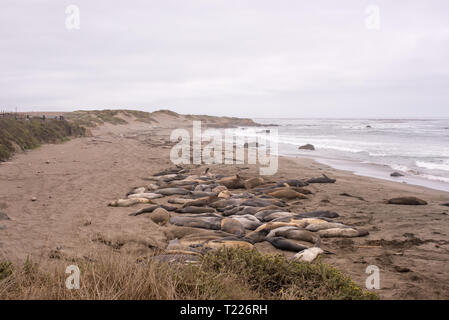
129;204;177;216
154;188;191;196
294;247;324;262
228;215;263;230
305;222;349;232
267;227;319;244
244;177;264;189
170;214;223;230
221;218;246;237
182;195;218;208
109;198;152;207
128;193;164;200
254;209;285;221
318;228;369;238
217;175;245;189
307;174;336;184
222;206;261;216
268;189;307;200
205;239;254;251
126;187;146;196
261;211;296;222
176;206;216;214
241;198;286;207
387;197;427;205
294;211;339;219
266;237;309;252
209;199;244;209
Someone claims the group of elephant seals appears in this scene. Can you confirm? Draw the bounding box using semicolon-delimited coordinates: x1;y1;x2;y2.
110;168;375;262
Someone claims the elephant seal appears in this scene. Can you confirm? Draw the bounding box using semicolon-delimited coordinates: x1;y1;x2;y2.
217;175;245;189
154;188;191;196
387;197;427;205
254;209;285;221
222;206;261;217
218;190;231;199
262;211;295;222
212;185;228;193
266;237;309;252
182;195;218;208
244;177;264;189
276;229;319;244
147;208;170;225
295;211;339;219
266;226;298;238
231;192;255;199
189;191;218;198
170;214;223;230
228;215;263;230
206;239;254;251
241;198;286;207
128;193;164;200
129;204;177;216
147;183;160;191
209;199;243;209
272;180;307;188
318;228;369;238
109;198;151;207
221;218;246;237
268;189;307;200
305;222;349;232
294;247;324;262
176;206;216;214
126;187;146;196
307;174;336;184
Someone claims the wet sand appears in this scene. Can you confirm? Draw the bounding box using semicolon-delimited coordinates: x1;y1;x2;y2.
0;114;448;299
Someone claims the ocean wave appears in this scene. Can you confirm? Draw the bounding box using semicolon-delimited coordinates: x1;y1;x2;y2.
416;160;449;172
419;174;449;184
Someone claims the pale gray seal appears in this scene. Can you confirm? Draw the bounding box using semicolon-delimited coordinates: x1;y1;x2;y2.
318;228;369;238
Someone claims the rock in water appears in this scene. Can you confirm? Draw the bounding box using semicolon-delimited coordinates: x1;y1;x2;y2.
148;208;170;225
390;172;404;177
298;144;315;151
387;197;427;205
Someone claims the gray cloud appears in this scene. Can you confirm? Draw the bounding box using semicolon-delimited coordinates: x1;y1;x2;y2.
1;0;449;117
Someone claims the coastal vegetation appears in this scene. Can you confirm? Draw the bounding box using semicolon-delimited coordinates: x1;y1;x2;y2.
0;249;377;300
0;117;86;161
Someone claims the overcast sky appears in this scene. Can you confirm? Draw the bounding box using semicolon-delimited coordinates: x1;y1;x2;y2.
1;0;449;118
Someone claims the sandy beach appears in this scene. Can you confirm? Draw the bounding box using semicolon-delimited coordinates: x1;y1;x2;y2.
1;113;448;300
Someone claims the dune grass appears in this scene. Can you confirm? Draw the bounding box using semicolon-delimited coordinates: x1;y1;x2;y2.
0;118;86;161
0;249;378;300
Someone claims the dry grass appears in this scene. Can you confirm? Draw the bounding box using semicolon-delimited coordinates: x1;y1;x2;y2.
0;249;378;300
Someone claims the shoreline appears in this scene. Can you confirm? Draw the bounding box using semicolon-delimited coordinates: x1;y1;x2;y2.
287;152;449;194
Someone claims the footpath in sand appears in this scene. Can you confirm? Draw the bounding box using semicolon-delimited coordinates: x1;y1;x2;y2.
0;113;448;300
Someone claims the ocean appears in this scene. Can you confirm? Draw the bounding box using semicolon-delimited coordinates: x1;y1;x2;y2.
241;118;449;192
